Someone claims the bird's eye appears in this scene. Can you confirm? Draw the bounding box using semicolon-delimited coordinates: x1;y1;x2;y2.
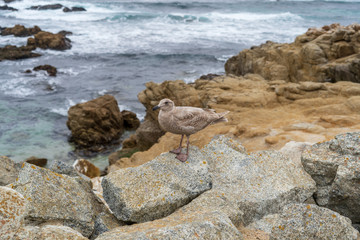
165;102;168;105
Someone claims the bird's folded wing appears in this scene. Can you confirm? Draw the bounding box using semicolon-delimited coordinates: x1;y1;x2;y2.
173;108;210;130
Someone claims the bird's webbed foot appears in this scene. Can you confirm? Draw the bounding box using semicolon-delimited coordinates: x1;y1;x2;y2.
176;153;188;162
170;147;182;155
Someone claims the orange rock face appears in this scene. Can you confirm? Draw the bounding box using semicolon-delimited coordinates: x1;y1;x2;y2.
109;74;360;170
225;23;360;83
67;95;124;152
27;31;72;50
110;24;360;170
1;24;41;37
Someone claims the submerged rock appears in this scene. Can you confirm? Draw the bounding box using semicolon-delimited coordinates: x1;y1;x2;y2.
29;4;63;10
0;45;40;61
0;187;28;240
63;6;86;12
27;31;72;50
102;146;211;223
1;25;41;37
0;5;17;11
302;132;360;224
33;65;57;77
67;95;124;152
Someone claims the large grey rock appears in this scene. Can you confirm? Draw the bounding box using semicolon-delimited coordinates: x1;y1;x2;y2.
269;204;360;240
279;141;313;162
101;146;212;223
0;186;28;240
202;135;316;225
49;159;80;177
247;213;281;234
175;189;244;228
302;132;360;223
95;211;243;240
92;212;124;240
11;163;116;238
13;224;88;240
0;156;19;185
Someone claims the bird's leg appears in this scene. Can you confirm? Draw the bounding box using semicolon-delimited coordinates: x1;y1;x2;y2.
176;135;190;162
170;134;183;155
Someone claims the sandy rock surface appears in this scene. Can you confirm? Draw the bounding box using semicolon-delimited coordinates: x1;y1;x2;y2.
113;73;360;168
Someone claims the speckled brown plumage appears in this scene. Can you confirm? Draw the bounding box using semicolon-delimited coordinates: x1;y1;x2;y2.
153;98;229;162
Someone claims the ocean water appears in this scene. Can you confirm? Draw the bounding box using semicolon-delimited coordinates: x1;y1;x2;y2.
1;0;359;169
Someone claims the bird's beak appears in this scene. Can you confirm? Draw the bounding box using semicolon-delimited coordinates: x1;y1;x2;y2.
152;105;160;111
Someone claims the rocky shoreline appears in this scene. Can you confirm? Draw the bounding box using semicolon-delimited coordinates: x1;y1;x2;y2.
1;133;360;239
1;24;360;239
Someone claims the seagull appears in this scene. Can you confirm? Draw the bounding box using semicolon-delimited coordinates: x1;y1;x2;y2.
153;98;229;162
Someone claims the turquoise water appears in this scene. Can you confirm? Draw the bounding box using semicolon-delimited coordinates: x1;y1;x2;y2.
0;0;359;168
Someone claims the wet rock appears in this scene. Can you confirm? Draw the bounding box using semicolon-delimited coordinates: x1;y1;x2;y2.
301;132;360;224
33;64;57;77
1;25;41;37
202;136;316;225
27;31;72;50
0;156;19;185
95;211;243;240
25;156;47;167
0;5;17;11
67;95;124;152
269;204;360;240
0;186;28;240
102;146;211;223
10;163;113;237
63;6;86;12
58;30;73;36
73;159;101;178
29;4;63;10
13;224;88;240
0;45;40;61
121;110;140;130
225;24;360;83
199;73;221;80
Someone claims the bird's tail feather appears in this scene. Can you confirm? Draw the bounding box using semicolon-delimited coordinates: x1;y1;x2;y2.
212;111;229;124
